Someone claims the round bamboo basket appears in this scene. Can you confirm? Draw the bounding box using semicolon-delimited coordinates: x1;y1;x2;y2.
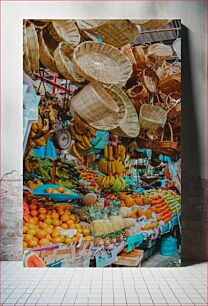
54;42;84;84
112;89;140;138
147;43;173;61
73;41;132;86
76;19;140;48
131;19;172;29
139;101;167;130
23;24;32;76
47;20;80;45
38;30;58;73
70;82;119;124
26;23;39;72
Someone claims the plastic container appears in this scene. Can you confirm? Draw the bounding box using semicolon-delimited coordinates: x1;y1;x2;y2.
160;236;177;256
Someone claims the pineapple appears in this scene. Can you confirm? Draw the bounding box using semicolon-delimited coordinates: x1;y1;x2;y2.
82;193;97;206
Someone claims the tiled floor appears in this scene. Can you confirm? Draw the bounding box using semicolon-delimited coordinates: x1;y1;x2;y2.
0;261;207;305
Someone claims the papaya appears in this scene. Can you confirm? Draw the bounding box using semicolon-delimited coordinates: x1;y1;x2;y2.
24;252;45;268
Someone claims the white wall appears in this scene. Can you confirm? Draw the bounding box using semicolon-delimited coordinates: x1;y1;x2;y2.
1;1;207;179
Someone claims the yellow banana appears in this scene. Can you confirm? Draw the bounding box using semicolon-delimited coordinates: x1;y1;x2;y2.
108;146;113;161
118;145;121;157
24;159;31;173
111;160;116;174
31;123;38;133
35;137;47;147
71;144;81;159
89;128;96;138
107;161;112;174
82;135;92;149
76;141;88;151
104;146;108;159
104;176;110;187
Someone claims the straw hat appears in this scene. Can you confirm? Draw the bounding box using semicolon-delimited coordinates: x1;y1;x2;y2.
54;42;84;84
73;41;132;86
76;19;140;48
26;23;39;72
47;20;80;45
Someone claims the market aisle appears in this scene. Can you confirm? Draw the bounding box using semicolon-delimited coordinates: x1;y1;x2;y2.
1;261;207;305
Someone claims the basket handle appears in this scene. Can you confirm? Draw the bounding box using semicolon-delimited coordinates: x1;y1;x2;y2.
161;122;174;142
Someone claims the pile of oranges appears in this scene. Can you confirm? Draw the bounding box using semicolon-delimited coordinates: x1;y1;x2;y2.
23;194;92;251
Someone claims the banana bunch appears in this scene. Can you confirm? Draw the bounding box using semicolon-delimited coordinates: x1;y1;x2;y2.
35;159;53;181
104;145;126;161
56;167;69;180
68;122;95;159
27;180;42;191
28;116;48;150
98;159;125;175
57;179;74;189
105;177;126;194
97;175;116;188
24;158;40;173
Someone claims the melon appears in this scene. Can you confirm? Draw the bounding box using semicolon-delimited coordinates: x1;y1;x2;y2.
24;252;45;268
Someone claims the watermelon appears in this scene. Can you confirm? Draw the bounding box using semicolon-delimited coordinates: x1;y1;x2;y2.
24;252;45;268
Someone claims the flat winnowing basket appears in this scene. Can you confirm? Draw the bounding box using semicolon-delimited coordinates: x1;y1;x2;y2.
112;90;140;138
139;97;167;130
73;41;132;86
38;30;58;73
147;43;173;61
131;19;172;29
76;19;140;48
47;20;80;45
54;42;84;85
70;82;119;124
26;23;39;72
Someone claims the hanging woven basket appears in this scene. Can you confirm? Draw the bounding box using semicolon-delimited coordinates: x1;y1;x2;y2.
158;75;181;95
141;67;159;93
26;23;39;72
38;30;58;73
73;41;132;86
54;42;84;84
47;20;80;45
147;43;173;61
131;19;172;29
76;19;140;48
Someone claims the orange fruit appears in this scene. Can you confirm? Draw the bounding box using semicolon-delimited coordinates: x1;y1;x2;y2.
45;214;52;219
59;220;62;225
64;190;72;194
23;241;28;249
51;212;59;219
68;215;76;221
56;204;66;210
83;229;90;236
61;223;68;229
65;237;73;244
30;210;38;217
27;223;36;229
35;229;47;239
39;222;48;230
46;234;52;241
23;225;28;234
28;217;36;225
74;224;81;230
44;218;52;225
66;220;74;226
52;219;60;226
29;204;37;210
72;237;79;242
51;230;60;238
52;237;62;244
24;234;33;242
75;233;81;239
57;187;64;193
38;214;46;221
27;229;37;236
39;238;50;246
83;236;92;241
61;214;69;222
68;224;75;229
49;224;54;230
60;235;65;243
33;217;38;223
28;239;38;248
45;227;53;235
57;210;65;216
38;208;47;215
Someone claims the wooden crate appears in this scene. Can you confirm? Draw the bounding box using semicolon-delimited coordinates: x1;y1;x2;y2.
113;249;144;267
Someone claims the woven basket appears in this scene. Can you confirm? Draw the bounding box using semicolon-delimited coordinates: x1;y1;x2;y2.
76;19;140;48
139;95;167;130
132;45;147;69
122;44;137;77
54;42;84;84
151;123;178;150
47;20;80;45
23;24;32;76
147;43;173;61
70;82;119;124
142;68;159;93
26;23;39;72
38;30;58;72
132;19;172;29
127;83;149;113
73;41;132;86
158;75;181;95
112;90;140;138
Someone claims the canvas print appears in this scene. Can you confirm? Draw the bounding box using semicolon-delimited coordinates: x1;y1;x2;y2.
23;19;181;267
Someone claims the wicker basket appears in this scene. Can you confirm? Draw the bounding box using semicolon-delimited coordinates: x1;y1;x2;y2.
142;68;159;93
54;42;84;84
158;75;181;95
76;19;140;48
23;24;32;76
132;45;147;69
132;19;172;29
38;30;58;72
70;82;119;124
26;23;39;72
127;83;149;113
147;43;173;61
112;90;140;138
47;20;80;45
139;95;167;130
73;41;132;86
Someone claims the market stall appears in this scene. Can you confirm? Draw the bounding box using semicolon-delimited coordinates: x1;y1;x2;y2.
23;19;181;267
